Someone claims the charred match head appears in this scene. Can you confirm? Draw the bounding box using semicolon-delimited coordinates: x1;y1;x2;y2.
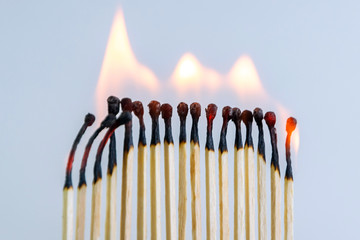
264;111;280;172
161;103;174;144
190;102;201;120
148;100;161;145
85;113;96;126
264;111;276;129
241;110;254;148
253;107;263;126
133;101;144;120
133;101;146;146
190;102;201;144
148;100;161;119
222;106;232;123
107;96;120;115
121;97;133;112
231;108;243;150
205;104;217;151
121;98;133;153
219;106;232;153
285;117;297;180
177;102;188;144
254;107;266;160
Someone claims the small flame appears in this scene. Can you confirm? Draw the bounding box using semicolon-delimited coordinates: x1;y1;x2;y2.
95;9;159;118
292;128;300;155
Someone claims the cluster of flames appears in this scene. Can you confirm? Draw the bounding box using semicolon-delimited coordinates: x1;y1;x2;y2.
95;10;299;155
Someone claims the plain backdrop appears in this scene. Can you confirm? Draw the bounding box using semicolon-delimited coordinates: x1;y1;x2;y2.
0;1;359;239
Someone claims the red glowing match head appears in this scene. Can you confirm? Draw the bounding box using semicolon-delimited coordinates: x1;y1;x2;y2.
148;100;161;119
286;117;297;134
107;96;120;115
205;104;217;122
264;111;276;128
85;113;96;126
132;101;144;119
253;107;263;125
121;98;133;112
161;103;173;120
190;102;201;119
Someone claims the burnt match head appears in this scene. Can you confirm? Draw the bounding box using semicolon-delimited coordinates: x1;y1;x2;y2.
121;98;133;112
206;104;218;122
107;96;120;115
286;117;297;134
222;106;232;123
177;102;189;122
231;108;241;124
190;102;201;120
148;100;161;119
85;113;96;126
232;108;243;149
133;101;144;119
264;111;276;128
161;103;173;120
253;107;263;126
241;110;253;126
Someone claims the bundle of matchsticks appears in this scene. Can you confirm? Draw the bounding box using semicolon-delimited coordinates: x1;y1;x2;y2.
63;96;297;240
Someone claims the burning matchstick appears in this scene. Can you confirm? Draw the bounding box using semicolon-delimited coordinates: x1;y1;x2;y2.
284;117;297;240
205;104;217;240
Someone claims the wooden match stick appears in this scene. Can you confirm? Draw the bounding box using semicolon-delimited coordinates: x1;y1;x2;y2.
242;110;255;240
205;104;217;240
177;102;189;240
264;112;281;240
90;111;132;240
76;96;120;240
119;98;135;240
161;104;177;240
63;113;95;240
148;100;162;240
231;108;245;240
218;106;231;240
190;102;202;240
254;108;267;240
284;117;297;240
133;101;147;240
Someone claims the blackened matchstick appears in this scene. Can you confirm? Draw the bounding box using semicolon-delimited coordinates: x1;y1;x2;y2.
190;102;202;240
254;108;266;240
148;100;162;240
177;102;189;240
90;111;132;240
218;106;231;240
284;117;297;240
133;101;147;240
242;110;255;240
264;112;281;240
161;103;177;240
119;98;134;240
63;113;95;240
76;96;120;240
232;108;245;240
205;104;217;240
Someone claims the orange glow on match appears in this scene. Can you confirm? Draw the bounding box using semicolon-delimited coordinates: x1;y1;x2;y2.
293;128;300;155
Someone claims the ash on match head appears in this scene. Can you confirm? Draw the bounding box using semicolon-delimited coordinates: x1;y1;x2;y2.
205;103;217;151
107;96;120;115
231;108;243;149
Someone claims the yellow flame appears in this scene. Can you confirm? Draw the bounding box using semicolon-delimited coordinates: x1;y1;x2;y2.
95;9;159;118
292;128;300;155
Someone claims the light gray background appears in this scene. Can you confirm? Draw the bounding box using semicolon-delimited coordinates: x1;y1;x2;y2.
0;1;359;239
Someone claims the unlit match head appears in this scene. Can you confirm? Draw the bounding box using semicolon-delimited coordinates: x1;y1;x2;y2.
190;102;201;120
85;113;96;126
241;110;253;126
107;96;120;115
206;104;218;122
121;98;133;112
177;102;189;121
161;103;173;120
133;101;144;119
253;107;263;126
286;117;297;134
264;111;276;128
148;100;161;119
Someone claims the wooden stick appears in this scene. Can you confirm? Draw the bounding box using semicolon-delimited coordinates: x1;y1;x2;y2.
254;108;266;240
284;117;297;240
148;101;162;240
90;111;132;240
119;98;135;240
134;101;147;240
177;102;189;240
265;112;281;240
161;104;177;240
218;106;231;240
231;108;245;240
242;110;255;240
205;104;217;240
190;102;202;240
63;113;95;240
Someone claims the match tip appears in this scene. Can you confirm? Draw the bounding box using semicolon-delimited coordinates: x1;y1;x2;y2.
253;107;263;125
148;100;161;119
121;98;133;112
264;111;276;128
107;96;120;115
241;110;253;125
231;108;241;123
132;101;144;119
286;117;297;134
205;104;217;121
161;103;173;120
177;102;189;121
85;113;95;126
190;102;201;119
222;106;232;122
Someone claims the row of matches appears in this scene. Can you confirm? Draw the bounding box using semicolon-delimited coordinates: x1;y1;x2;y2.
63;96;297;240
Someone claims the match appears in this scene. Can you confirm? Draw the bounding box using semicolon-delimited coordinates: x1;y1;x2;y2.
190;102;202;240
177;102;189;240
284;117;297;240
90;111;131;240
119;98;134;240
242;110;255;240
63;113;95;240
148;100;162;240
205;104;217;240
161;103;177;240
76;96;120;240
218;106;231;240
264;111;281;240
254;108;266;240
133;101;147;240
231;108;245;240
